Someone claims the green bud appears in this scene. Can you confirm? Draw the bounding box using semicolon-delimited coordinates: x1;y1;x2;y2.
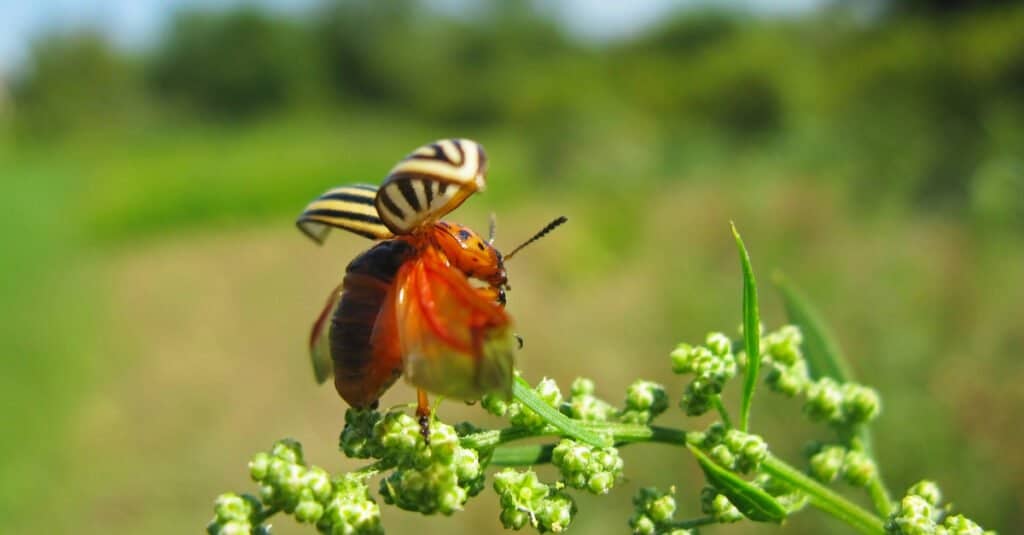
294;498;324;524
630;514;656;535
709;444;736;470
587;472;615;495
766;360;808;397
305;466;333;503
670;343;695;374
322;476;383;535
703;423;728;447
340;409;382;459
907;480;942;507
804;378;843;422
841;450;877;487
706;332;732;356
886;495;936;535
942;514;987;535
428;421;460;463
809;445;845;483
374;412;424;463
551;440;623;495
499;508;529;530
481;393;510;417
213;493;254;523
536;377;564;407
764;325;803;366
270;438;304;465
702;487;743;523
624;380;669;418
248;453;271;482
566;393;616;422
727;431;768;473
493;469;576;532
648;493;676;524
842;383;881;424
536;491;575;532
570;377;596;397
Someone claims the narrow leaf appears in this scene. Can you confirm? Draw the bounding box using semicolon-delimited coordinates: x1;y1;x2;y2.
513;376;611;448
732;223;760;432
689;445;787;523
772;272;852;382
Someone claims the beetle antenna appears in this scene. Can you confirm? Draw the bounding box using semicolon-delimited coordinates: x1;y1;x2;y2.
488;212;497;245
504;216;568;261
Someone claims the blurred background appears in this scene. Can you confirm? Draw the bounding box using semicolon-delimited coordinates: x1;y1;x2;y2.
1;0;1022;533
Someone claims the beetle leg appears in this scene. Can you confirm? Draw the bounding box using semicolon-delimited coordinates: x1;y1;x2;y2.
417;389;431;444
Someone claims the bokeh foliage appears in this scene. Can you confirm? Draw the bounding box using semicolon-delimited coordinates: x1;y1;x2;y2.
1;1;1022;533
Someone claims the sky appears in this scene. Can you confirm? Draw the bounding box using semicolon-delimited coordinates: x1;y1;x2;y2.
0;0;822;76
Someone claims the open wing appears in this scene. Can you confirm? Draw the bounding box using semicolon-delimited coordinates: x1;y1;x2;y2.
297;184;395;243
308;283;343;384
375;139;488;235
391;251;515;400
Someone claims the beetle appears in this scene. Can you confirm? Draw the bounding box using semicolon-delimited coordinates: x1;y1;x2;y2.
296;139;564;437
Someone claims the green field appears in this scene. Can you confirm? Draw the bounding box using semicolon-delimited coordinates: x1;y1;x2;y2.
2;2;1023;533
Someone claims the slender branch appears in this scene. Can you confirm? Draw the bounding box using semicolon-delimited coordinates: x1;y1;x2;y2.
464;421;884;534
849;432;893;516
672;516;717;529
712;395;734;429
253;504;281;524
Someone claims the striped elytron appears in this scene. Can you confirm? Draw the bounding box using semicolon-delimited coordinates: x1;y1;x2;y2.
297;139;560;433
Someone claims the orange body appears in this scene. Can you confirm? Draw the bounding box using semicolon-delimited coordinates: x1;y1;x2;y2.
312;221;513;409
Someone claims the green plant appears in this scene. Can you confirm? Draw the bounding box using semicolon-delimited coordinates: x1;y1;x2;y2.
207;224;994;534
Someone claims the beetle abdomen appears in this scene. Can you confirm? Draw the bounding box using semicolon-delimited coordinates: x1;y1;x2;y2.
329;240;413;407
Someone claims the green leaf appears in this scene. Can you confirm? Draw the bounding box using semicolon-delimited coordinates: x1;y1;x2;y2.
689;445;787;523
772;272;852;382
732;223;760;432
513;376;612;448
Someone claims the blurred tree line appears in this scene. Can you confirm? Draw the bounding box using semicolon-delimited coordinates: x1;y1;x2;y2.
5;0;1024;227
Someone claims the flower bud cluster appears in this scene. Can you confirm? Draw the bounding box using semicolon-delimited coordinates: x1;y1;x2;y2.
885;481;993;535
619;380;669;424
493;469;576;533
551;439;624;494
690;423;768;474
629;487;692;535
700;487;743;523
240;439;383;535
371;413;485;515
806;444;877;487
339;409;383;459
762;326;810;397
803;378;881;427
670;332;738;416
206;493;268;535
563;377;617;422
483;377;563;431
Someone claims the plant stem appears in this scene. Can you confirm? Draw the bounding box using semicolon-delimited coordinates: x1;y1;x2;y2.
761;455;884;535
253;504;281;524
672;515;717;529
712;395;734;429
849;432;893;516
